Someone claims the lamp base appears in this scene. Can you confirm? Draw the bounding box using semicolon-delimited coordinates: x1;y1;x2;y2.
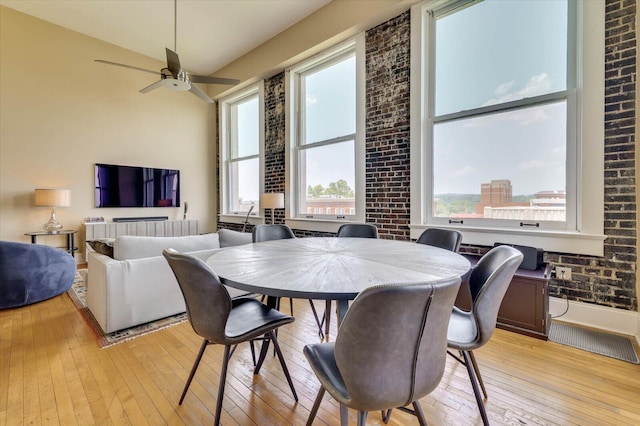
43;207;63;233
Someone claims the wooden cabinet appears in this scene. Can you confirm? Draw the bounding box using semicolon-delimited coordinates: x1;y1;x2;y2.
456;254;551;340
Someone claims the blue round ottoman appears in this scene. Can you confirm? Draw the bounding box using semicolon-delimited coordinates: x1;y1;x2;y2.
0;240;76;309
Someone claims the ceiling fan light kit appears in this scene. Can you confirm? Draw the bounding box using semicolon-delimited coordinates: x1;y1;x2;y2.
94;0;239;103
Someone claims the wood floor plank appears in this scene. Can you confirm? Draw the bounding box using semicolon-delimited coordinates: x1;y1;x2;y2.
2;284;639;426
5;309;25;424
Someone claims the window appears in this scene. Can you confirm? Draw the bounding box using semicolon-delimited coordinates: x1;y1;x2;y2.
287;37;365;231
410;0;605;255
219;84;263;219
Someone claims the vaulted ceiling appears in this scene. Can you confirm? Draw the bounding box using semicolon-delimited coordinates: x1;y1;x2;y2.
0;0;331;76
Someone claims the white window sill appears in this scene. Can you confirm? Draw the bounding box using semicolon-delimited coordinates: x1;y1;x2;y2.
410;225;606;257
285;218;354;234
218;214;264;227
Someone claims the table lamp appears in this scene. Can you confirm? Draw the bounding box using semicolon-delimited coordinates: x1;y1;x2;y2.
260;192;284;224
35;188;70;233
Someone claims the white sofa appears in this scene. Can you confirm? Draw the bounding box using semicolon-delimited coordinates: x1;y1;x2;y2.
86;229;252;333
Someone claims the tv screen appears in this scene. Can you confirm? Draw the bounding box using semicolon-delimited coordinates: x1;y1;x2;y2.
95;163;180;208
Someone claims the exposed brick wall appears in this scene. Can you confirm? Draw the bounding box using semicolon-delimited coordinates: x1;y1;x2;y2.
264;72;287;225
459;0;638;312
365;11;412;240
218;2;637;311
543;0;637;311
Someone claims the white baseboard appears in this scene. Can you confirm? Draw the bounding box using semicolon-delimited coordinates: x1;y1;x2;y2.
549;297;640;345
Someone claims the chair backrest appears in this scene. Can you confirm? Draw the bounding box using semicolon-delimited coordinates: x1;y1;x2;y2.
416;228;463;252
334;277;461;412
163;248;232;344
252;224;295;243
468;245;524;346
337;223;379;239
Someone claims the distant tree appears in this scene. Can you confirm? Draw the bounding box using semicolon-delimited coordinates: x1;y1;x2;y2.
326;179;354;197
307;184;325;198
307;180;354;198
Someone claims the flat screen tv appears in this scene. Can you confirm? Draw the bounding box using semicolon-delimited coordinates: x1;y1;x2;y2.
95;163;180;208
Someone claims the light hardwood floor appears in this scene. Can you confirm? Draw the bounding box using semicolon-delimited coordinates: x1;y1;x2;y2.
1;287;639;425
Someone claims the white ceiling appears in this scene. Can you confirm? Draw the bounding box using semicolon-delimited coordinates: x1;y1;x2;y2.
0;0;331;76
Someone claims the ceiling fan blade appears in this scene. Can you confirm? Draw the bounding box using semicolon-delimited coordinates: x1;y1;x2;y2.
190;75;240;85
166;48;181;77
139;80;165;93
189;84;214;103
95;59;159;76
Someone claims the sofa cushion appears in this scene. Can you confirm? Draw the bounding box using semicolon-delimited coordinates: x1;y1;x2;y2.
87;238;115;258
114;233;220;260
218;228;253;248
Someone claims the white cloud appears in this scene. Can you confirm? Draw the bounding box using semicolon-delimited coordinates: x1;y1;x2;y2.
451;165;476;178
483;73;552;107
518;160;546;170
495;81;515;97
306;94;318;105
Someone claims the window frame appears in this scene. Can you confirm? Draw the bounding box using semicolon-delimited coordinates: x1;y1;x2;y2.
409;0;605;255
218;82;265;226
285;35;366;233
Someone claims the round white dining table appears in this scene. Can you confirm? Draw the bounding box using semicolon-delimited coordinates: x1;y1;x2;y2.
206;237;471;327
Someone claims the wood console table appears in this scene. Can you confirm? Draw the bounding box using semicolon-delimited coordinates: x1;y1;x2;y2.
456;254;551;340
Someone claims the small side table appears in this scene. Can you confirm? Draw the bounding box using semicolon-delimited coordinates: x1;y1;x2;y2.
25;230;77;257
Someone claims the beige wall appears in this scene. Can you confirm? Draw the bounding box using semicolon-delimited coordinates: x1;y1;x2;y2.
0;6;218;260
209;0;420;99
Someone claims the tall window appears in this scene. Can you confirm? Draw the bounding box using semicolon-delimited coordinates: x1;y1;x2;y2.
220;84;263;217
431;0;572;228
288;39;364;226
410;0;604;255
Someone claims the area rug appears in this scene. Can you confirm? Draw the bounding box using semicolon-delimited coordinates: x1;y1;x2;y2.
67;270;187;349
549;320;639;364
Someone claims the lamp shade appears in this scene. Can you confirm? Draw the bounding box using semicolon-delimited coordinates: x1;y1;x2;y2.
260;193;284;209
35;189;71;207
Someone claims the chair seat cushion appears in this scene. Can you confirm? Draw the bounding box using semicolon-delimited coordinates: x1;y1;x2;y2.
447;307;478;350
225;297;294;342
303;343;350;404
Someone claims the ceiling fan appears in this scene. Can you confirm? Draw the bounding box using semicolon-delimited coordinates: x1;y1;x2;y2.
94;0;239;103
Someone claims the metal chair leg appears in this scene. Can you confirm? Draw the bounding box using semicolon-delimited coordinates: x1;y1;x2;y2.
308;300;325;338
254;334;271;374
324;300;332;336
357;410;368;426
179;338;209;404
269;330;298;401
382;409;392;423
306;387;326;426
213;345;232;426
249;340;256;366
468;350;487;398
462;350;490;425
340;405;349;426
412;401;427;426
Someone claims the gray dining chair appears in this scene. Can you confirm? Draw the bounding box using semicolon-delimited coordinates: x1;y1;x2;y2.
337;223;379;238
416;228;463;252
304;276;461;426
447;245;523;425
162;248;298;426
252;224;326;336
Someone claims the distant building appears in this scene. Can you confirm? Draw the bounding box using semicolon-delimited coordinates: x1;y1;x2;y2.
480;179;512;204
475;179;527;215
304;197;355;216
483;187;566;221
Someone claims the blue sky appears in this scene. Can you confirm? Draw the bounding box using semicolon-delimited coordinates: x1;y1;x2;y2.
434;0;568;195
